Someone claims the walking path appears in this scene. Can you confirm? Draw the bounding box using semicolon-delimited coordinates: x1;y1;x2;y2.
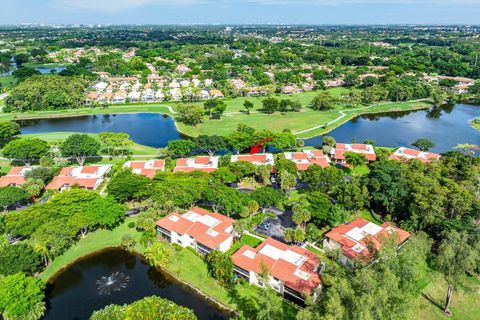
293;99;428;135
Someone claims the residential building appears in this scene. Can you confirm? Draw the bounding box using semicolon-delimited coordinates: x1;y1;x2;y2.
232;237;323;303
323;217;411;266
331;143;377;164
176;64;191;74
156;207;234;254
123;160;165;178
155;91;165;101
389;147;441;163
209;89;224;99
141;89;155;102
0;166;34;187
127;91;141;102
174;156;219;173
112;91;126;104
284;150;330;170
46;165;112;191
231;153;275;166
324;79;345;88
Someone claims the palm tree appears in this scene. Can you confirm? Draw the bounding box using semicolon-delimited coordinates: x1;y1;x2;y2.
145;242;171;268
32;239;51;268
292;203;311;229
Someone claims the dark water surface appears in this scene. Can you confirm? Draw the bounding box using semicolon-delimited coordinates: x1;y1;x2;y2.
17;104;480;152
18;113;181;148
43;248;228;320
304;104;480;153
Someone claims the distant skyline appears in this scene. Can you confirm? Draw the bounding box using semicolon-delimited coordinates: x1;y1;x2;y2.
0;0;480;25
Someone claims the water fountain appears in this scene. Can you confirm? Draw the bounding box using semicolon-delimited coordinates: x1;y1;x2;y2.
96;272;130;295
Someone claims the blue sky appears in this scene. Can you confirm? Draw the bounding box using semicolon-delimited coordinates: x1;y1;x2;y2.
0;0;479;25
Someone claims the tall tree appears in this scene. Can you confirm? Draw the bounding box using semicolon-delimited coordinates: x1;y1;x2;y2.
434;231;479;316
60;134;101;166
2;138;49;165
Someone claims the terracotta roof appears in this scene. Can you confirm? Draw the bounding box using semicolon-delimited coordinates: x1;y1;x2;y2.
124;160;166;178
285;150;330;170
173;156;218;173
333;143;377;162
232;238;322;295
389;147;441;163
46;165;110;190
156;207;234;250
325;217;411;262
0;166;33;187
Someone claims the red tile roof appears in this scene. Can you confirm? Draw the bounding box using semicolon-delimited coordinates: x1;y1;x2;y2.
334;143;377;161
325;218;411;262
389;147;441;163
124;160;165;178
0;166;32;187
156;207;234;250
173;157;218;173
232;238;322;295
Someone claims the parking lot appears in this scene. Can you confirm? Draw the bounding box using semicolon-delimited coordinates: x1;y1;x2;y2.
253;207;296;243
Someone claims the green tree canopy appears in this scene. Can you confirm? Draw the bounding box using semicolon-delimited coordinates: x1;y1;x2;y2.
2;138;49;165
60;134;101;166
0;273;46;320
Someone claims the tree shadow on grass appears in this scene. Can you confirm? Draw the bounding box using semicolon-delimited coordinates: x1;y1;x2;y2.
227;285;258;319
421;292;444;312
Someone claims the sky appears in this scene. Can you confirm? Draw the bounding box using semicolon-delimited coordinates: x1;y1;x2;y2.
0;0;479;25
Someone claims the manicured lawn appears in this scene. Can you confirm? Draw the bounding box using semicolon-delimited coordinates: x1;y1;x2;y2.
0;89;430;140
177;98;429;139
414;274;480;320
21;132;159;156
40;217;144;281
0;76;17;90
360;210;384;224
227;233;264;255
344;164;369;177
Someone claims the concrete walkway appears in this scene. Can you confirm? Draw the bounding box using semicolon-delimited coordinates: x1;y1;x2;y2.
293;99;429;135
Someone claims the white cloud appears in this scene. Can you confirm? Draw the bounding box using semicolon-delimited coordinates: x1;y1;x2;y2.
52;0;480;13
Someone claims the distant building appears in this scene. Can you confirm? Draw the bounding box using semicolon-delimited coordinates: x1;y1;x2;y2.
389;147;441;163
323;217;410;266
231;154;275;166
174;156;219;173
123;160;165;178
156;207;234;254
46;165;112;191
209;89;224;99
0;166;34;187
232;237;323;303
284;150;330;170
331;143;377;164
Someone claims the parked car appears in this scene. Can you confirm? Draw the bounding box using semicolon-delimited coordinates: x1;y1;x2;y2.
257;221;271;230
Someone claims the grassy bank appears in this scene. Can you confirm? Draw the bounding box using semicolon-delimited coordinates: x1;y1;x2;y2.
40;218;297;317
414;274;480;320
21;132;159;156
40;217;144;280
469;118;480;132
0;89;431;140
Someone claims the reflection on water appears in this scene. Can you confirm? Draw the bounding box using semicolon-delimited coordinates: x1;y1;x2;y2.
305;104;480;153
18;113;181;148
44;248;227;320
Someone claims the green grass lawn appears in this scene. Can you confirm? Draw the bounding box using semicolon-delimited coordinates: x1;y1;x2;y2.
343;164;369;177
359;210;384;224
0;89;430;140
21;132;159;156
40;217;144;281
0;76;17;90
414;274;480;320
227;233;264;255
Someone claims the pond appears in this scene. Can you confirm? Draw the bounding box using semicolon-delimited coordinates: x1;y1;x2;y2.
304;104;480;153
0;66;66;76
17;104;480;152
43;248;229;320
18;113;181;148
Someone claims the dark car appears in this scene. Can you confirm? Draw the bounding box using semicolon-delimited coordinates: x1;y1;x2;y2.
257;221;271;230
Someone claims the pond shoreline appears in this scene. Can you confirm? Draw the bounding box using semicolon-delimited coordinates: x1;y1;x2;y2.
44;246;236;318
9;100;434;143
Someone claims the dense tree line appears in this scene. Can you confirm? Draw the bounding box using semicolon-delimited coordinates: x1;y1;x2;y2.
4;76;88;112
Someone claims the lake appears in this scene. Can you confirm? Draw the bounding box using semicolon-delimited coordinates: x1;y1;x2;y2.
0;66;66;76
44;248;229;320
18;113;181;148
304;104;480;153
17;104;480;152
